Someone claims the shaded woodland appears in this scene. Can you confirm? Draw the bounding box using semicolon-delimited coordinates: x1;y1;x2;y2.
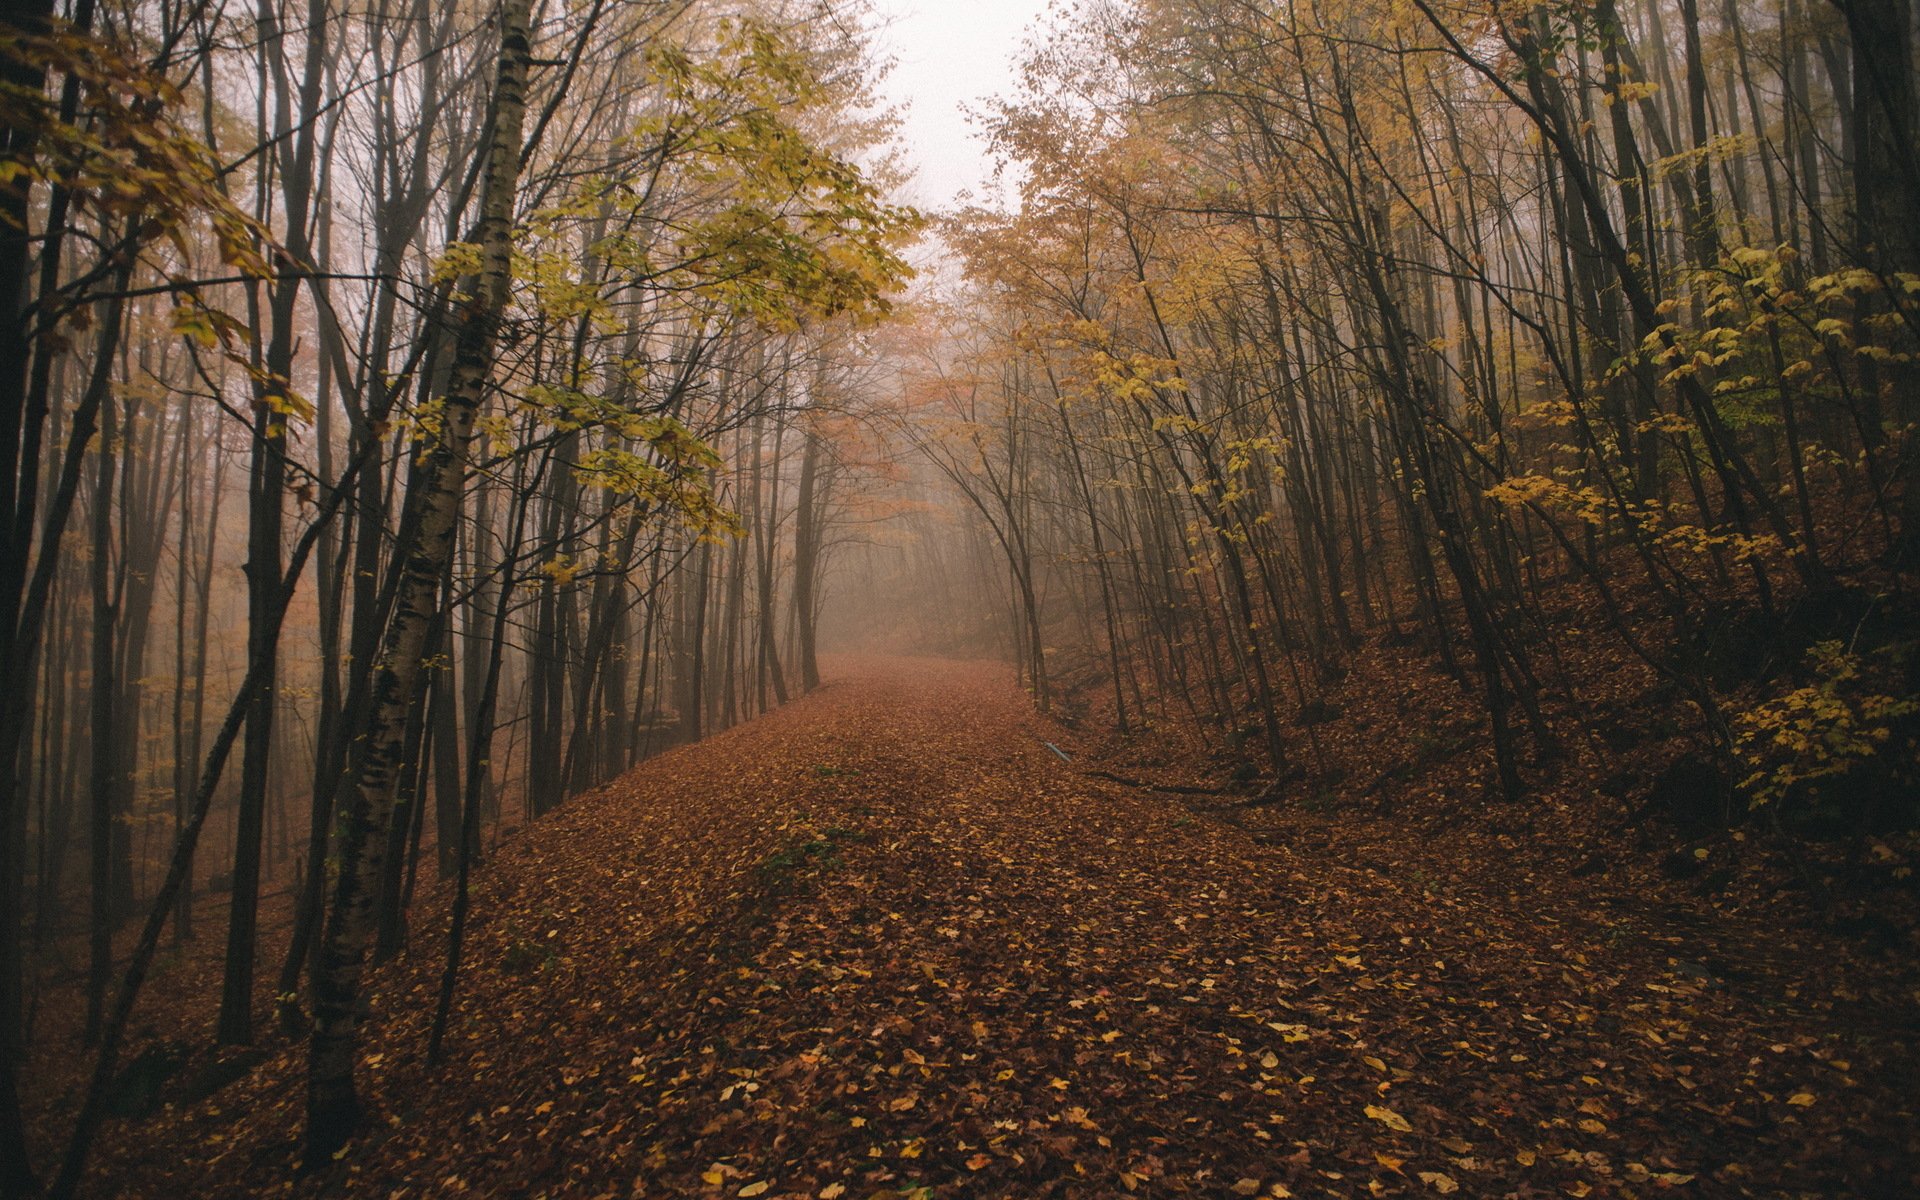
0;0;1916;1193
903;0;1920;809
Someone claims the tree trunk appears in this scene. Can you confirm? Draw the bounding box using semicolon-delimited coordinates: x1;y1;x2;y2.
793;430;823;692
304;0;533;1162
220;0;326;1045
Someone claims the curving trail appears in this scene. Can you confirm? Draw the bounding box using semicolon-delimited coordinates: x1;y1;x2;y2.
91;658;1914;1198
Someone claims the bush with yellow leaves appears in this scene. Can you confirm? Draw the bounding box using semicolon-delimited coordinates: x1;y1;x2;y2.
1735;639;1918;825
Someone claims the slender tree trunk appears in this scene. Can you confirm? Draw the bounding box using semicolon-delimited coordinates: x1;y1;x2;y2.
304;0;533;1160
793;431;823;692
84;396;119;1044
221;0;326;1045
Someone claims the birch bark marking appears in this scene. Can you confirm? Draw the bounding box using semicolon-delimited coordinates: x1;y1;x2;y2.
304;0;534;1164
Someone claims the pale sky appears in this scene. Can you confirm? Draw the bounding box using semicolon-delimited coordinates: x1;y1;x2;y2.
867;0;1051;213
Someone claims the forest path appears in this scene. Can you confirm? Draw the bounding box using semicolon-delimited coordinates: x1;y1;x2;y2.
100;657;1912;1198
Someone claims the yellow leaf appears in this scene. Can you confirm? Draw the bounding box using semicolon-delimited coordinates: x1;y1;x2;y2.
1517;1150;1537;1166
702;1169;726;1185
738;1184;769;1198
820;1186;846;1199
169;305;220;348
1417;1171;1458;1193
1374;1151;1404;1173
1577;1118;1607;1134
1363;1056;1387;1073
1787;1092;1816;1107
1365;1104;1412;1133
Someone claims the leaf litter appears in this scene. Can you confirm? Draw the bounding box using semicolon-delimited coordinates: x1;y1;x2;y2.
54;657;1920;1197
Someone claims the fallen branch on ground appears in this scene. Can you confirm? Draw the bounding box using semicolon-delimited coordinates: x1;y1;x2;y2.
1082;769;1225;796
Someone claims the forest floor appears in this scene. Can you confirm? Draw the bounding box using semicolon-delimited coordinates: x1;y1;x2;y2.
49;656;1920;1199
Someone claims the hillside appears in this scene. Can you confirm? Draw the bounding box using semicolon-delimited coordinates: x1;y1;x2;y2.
47;658;1918;1198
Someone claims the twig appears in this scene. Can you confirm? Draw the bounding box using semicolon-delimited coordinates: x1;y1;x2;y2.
1082;769;1225;796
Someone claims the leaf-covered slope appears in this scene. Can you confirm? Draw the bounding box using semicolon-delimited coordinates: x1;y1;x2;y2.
89;658;1916;1198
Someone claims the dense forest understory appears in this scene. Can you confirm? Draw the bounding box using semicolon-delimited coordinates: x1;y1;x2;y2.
27;657;1920;1198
